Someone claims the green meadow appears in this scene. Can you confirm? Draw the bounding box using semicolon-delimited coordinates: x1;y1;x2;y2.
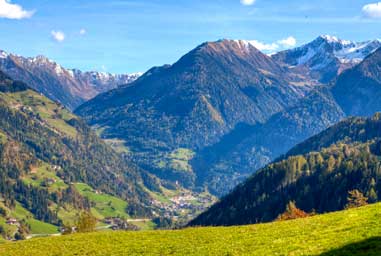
1;203;380;255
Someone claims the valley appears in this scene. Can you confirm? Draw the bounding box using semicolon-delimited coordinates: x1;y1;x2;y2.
1;29;381;254
3;1;381;255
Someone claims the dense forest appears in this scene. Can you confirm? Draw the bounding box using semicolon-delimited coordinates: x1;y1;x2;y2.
189;114;381;226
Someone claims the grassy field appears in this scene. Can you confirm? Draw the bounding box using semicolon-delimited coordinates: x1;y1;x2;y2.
74;183;129;219
0;201;58;238
22;162;67;193
12;204;58;235
156;148;195;172
169;148;195;172
1;203;380;255
102;139;131;154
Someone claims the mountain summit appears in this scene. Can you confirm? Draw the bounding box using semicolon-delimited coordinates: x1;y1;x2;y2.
75;39;310;190
272;35;381;83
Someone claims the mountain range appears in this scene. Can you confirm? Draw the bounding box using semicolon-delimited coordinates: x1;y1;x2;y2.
1;34;381;233
194;44;381;195
0;50;140;110
75;39;317;189
75;35;381;197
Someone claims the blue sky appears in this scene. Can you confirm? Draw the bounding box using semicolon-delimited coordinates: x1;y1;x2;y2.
1;0;381;73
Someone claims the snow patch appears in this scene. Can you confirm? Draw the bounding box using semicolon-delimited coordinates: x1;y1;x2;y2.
67;69;74;78
320;35;352;46
0;50;8;59
54;64;64;76
233;40;252;53
335;40;381;63
290;36;381;68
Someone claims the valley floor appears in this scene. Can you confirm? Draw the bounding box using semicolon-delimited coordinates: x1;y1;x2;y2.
1;203;380;256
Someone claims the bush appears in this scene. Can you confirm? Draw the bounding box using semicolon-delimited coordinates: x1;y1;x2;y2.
76;211;97;233
277;201;310;221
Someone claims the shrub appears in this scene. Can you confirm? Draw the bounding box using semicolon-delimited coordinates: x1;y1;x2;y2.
76;211;97;233
277;201;310;221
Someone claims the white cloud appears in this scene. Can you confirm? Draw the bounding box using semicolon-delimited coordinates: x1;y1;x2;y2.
248;40;279;51
240;0;256;6
362;2;381;18
79;29;86;35
277;36;297;47
0;0;34;19
51;30;65;42
247;36;297;52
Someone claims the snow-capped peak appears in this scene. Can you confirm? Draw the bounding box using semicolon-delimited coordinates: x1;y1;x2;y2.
23;55;57;67
319;35;352;46
334;39;381;64
285;35;381;67
233;40;254;52
66;69;142;85
320;35;339;42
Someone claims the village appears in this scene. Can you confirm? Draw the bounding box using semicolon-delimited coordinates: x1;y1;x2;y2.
151;191;215;223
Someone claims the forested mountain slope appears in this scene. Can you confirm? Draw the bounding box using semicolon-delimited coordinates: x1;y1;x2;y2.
190;114;381;226
332;48;381;117
0;71;153;239
192;87;345;195
192;44;381;196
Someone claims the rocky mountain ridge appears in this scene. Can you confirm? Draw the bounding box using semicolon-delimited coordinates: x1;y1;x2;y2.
0;50;141;110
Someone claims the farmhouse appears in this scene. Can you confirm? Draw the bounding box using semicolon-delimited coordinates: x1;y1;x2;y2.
6;218;19;226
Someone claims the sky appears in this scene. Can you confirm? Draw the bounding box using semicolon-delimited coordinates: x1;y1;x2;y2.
1;0;381;74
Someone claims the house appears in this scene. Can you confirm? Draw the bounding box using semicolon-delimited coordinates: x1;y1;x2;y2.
45;178;57;185
60;226;77;234
6;218;19;225
104;217;114;225
52;165;62;171
30;167;38;174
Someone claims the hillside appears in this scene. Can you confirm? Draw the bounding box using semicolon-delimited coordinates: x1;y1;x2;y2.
192;87;345;195
0;50;140;110
192;42;381;196
75;39;312;192
1;203;380;255
190;114;381;226
0;70;156;240
332;48;381;117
